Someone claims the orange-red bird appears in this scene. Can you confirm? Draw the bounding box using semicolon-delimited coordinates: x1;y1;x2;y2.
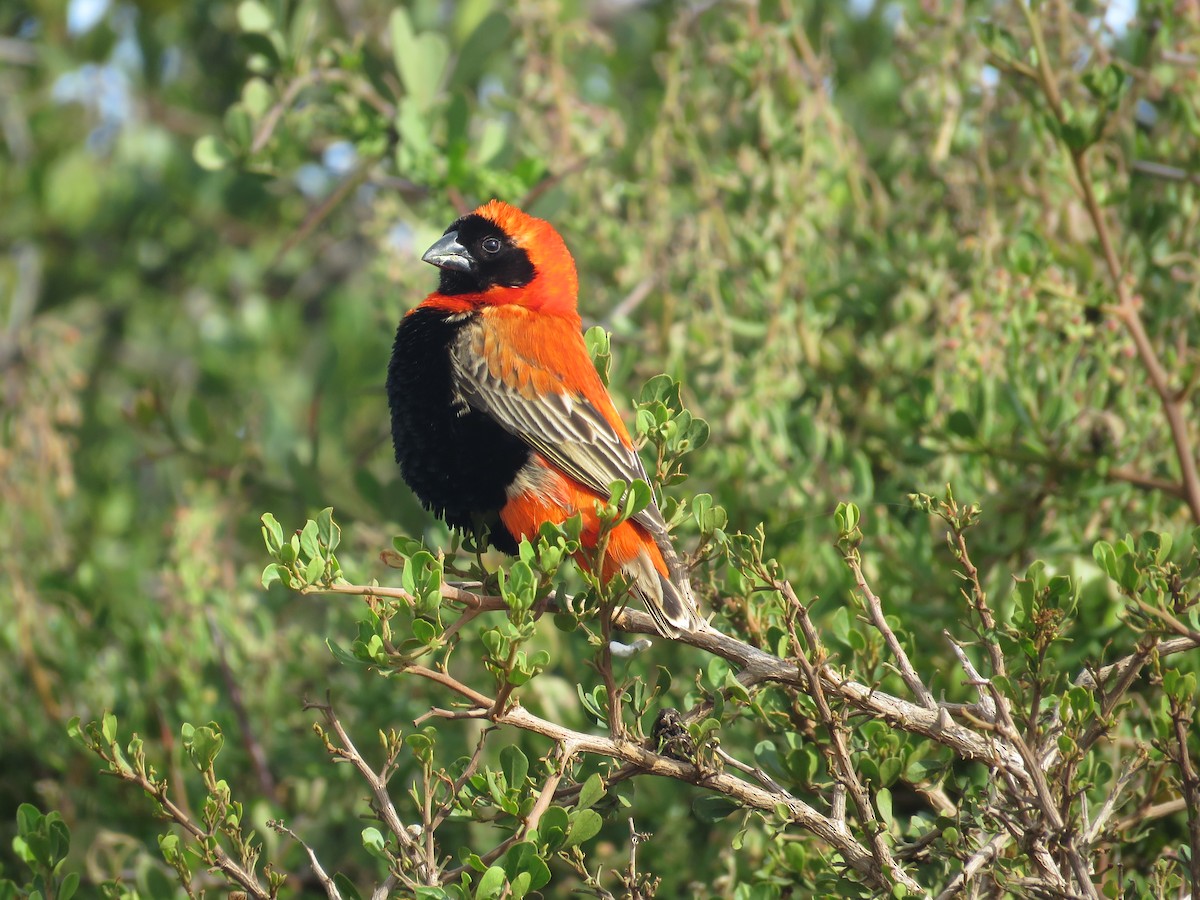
387;200;698;636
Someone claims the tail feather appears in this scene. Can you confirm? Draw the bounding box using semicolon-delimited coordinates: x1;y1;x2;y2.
622;535;699;638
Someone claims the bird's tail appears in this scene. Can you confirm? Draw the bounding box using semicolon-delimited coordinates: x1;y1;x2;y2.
622;530;700;638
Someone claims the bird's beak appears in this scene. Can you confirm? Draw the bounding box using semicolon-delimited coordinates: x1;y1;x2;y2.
421;231;473;272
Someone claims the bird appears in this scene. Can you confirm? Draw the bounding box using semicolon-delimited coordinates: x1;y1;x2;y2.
386;199;699;637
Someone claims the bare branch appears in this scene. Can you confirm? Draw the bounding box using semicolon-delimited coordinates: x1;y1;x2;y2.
269;821;343;900
1019;1;1200;523
934;833;1009;900
401;658;918;893
305;699;433;885
781;582;917;891
945;632;997;721
845;553;937;709
440;743;576;885
1167;693;1200;894
1082;751;1146;845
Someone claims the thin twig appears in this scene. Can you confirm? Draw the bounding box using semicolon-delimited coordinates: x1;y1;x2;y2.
102;762;271;898
1132;160;1200;185
934;832;1009;900
1019;1;1200;523
251;68;395;154
945;633;997;720
950;527;1007;681
1167;694;1200;894
1082;751;1146;845
846;553;937;709
305;699;431;884
401;658;910;893
440;742;576;884
431;726;493;830
206;610;276;797
781;581;918;892
713;745;788;795
270;822;343;900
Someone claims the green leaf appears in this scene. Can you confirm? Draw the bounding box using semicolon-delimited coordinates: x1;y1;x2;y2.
236;0;274;33
303;554;325;585
59;872;79;900
390;9;450;111
692;795;741;823
393;535;424;557
575;773;605;810
317;507;341;553
502;841;550;892
411;618;438;645
1006;229;1047;276
639;374;681;410
625;479;652;518
327;638;367;667
500;746;528;791
362;827;388;859
835;502;860;537
223;104;253;150
876;787;893;824
1082;63;1126;102
193;135;234;171
241;77;274;120
584;326;612;385
563;808;602;848
946;410;976;439
15;804;42;839
977;21;1021;61
300;519;321;560
1093;541;1118;581
474;865;506;899
406;732;435;765
829;607;851;645
450;11;512;88
101;713;118;745
261;513;284;554
261;563;287;589
538;806;569;852
185;724;223;771
334;874;365;900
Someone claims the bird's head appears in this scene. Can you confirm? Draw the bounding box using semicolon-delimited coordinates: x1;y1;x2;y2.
422;200;579;318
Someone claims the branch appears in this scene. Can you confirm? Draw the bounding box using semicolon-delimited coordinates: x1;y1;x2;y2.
1082;750;1145;845
251;68;395;155
439;743;576;885
613;608;1028;775
934;832;1008;900
845;553;938;709
107;764;271;898
403;665;917;893
1167;693;1200;894
782;584;915;890
950;525;1007;681
305;699;433;886
1020;1;1200;523
269;822;343;900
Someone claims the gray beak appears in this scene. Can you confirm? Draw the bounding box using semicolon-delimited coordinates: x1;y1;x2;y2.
421;231;473;272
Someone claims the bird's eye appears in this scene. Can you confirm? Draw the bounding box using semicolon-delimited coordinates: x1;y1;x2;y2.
481;236;502;254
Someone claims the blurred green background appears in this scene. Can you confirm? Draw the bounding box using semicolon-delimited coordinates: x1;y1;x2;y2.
2;0;1198;894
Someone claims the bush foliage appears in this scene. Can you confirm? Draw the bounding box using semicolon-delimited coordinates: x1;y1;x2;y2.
2;0;1199;897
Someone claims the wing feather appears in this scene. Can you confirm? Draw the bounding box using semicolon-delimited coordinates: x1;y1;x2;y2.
450;320;668;533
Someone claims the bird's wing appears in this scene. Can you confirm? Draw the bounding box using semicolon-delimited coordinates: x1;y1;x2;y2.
450;311;667;532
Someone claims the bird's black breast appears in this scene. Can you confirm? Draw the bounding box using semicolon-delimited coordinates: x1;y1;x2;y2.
386;306;529;552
